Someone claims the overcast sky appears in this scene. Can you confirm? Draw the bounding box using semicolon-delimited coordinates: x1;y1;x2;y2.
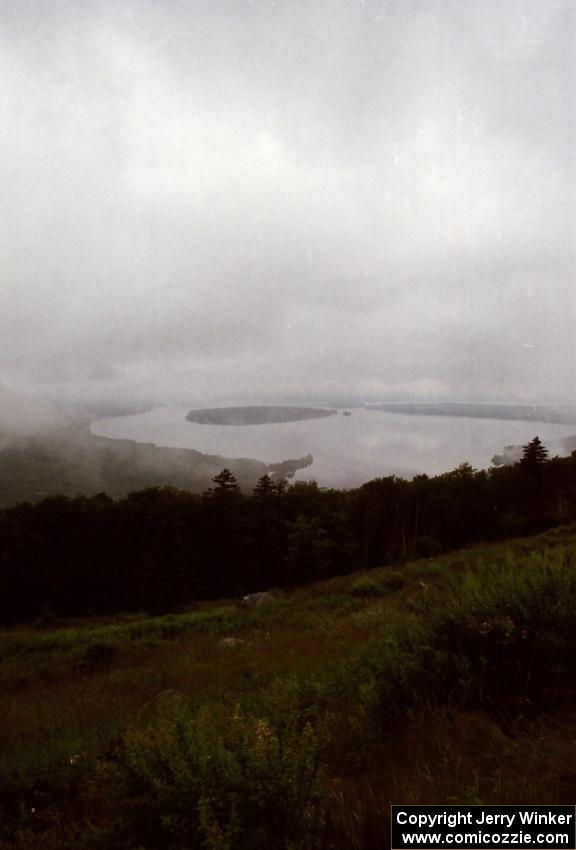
0;0;574;415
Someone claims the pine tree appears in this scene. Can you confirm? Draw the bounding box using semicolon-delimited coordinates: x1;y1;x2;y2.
210;468;238;494
254;474;274;499
254;474;286;501
520;436;549;470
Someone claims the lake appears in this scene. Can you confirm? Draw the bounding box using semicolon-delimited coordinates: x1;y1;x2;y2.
91;405;575;489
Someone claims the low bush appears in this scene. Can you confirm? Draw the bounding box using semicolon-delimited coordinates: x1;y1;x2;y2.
92;697;327;850
350;571;407;598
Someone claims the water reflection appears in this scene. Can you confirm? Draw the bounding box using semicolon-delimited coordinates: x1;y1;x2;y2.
91;405;576;489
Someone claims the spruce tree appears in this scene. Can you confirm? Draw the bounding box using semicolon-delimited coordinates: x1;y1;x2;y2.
520;436;549;470
210;468;238;494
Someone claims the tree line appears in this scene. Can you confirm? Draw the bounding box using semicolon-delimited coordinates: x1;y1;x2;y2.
0;437;575;625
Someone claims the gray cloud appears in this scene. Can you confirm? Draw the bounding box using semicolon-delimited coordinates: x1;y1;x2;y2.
0;0;574;419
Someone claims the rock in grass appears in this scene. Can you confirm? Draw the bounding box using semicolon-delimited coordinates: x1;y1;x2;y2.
139;688;188;718
241;591;275;608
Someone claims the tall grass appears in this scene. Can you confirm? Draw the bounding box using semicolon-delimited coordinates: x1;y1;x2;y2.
2;528;576;848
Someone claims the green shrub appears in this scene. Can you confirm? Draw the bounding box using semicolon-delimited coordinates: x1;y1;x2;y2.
93;699;327;850
125;606;242;642
74;640;122;672
350;576;384;598
349;571;407;599
421;547;576;705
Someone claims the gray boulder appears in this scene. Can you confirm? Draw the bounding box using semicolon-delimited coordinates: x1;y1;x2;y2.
242;591;275;608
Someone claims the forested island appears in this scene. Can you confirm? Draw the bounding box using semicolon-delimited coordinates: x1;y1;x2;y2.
185;405;337;425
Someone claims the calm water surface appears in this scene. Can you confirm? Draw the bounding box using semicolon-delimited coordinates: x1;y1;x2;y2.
91;405;575;488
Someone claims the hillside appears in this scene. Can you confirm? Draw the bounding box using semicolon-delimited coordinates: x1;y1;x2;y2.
0;427;273;508
2;525;576;848
2;443;576;624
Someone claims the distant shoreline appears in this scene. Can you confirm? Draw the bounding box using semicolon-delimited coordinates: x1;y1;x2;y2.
365;402;576;427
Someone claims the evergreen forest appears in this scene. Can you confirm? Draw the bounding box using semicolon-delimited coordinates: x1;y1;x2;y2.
0;436;572;626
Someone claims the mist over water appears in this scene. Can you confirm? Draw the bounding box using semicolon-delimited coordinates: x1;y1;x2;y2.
91;405;576;488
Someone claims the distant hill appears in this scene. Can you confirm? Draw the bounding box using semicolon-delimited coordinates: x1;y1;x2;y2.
185;405;337;425
366;401;576;425
0;428;274;508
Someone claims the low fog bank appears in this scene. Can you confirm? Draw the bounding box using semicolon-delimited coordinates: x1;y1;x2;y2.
0;381;162;445
0;383;321;508
0;427;271;509
0;382;85;443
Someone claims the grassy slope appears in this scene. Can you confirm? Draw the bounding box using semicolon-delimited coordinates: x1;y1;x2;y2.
2;526;576;848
